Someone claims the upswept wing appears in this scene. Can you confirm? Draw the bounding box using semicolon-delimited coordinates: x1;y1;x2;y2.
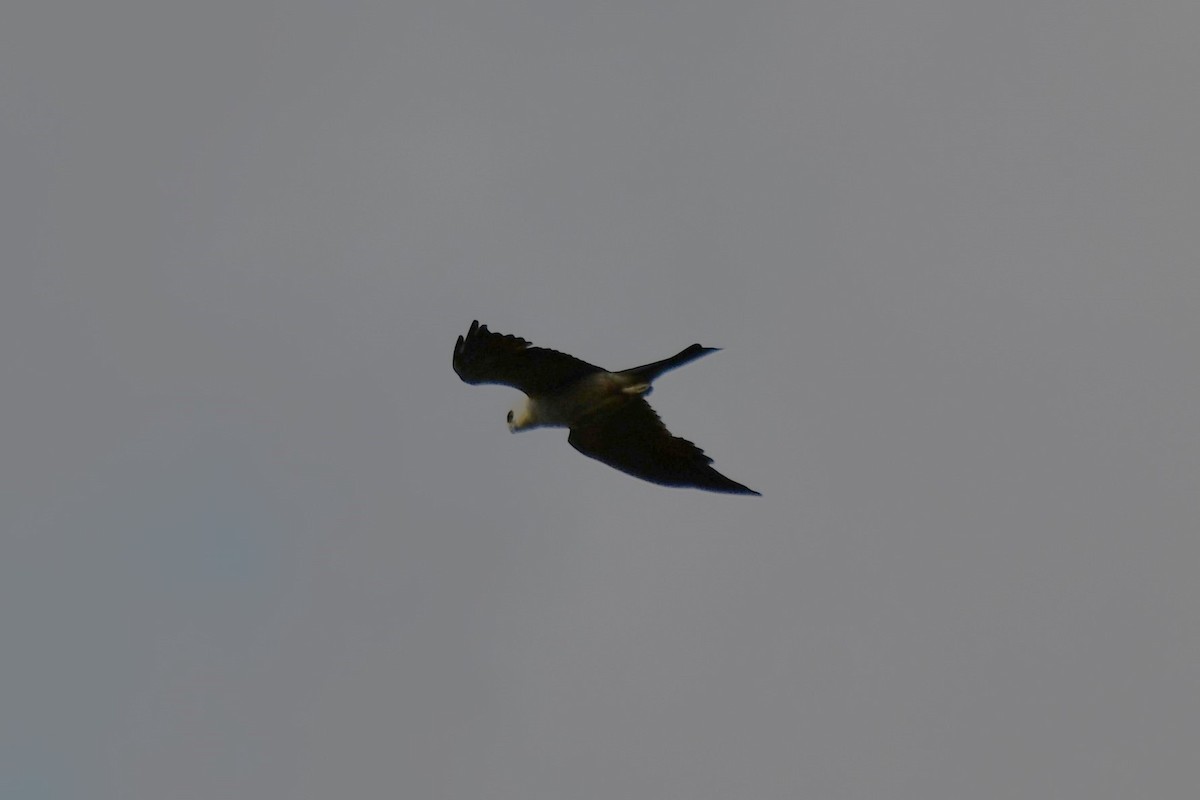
453;320;601;396
568;399;760;495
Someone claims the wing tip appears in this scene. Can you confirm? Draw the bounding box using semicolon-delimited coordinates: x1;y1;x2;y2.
706;478;761;496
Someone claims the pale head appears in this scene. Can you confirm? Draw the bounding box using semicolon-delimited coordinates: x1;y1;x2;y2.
507;397;537;432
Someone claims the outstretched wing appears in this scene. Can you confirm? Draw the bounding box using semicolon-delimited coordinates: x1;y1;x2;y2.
568;399;759;495
453;320;602;396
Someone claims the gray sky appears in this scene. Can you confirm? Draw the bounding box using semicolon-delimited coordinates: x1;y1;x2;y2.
2;1;1198;798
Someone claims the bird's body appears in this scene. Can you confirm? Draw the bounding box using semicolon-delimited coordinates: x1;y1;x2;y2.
510;371;632;430
453;320;758;495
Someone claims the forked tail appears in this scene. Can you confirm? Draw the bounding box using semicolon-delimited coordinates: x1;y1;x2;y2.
617;343;719;384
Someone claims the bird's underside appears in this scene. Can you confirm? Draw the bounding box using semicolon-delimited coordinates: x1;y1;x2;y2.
453;320;759;495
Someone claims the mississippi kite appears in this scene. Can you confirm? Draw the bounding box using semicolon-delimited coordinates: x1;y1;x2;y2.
453;320;759;495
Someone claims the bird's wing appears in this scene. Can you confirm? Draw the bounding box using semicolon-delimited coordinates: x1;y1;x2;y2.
453;320;602;396
568;399;759;495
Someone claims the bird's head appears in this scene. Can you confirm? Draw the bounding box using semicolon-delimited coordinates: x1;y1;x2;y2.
507;398;537;432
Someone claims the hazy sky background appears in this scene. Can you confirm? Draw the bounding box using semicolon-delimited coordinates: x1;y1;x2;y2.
2;2;1198;798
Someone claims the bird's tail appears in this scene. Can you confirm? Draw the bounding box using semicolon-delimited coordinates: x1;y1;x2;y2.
617;344;719;384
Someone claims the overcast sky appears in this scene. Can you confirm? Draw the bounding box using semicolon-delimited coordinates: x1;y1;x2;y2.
2;2;1198;798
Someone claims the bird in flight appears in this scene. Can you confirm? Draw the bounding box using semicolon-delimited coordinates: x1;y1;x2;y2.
453;320;759;495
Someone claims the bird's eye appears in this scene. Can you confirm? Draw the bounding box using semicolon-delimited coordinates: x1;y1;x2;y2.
506;410;514;423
